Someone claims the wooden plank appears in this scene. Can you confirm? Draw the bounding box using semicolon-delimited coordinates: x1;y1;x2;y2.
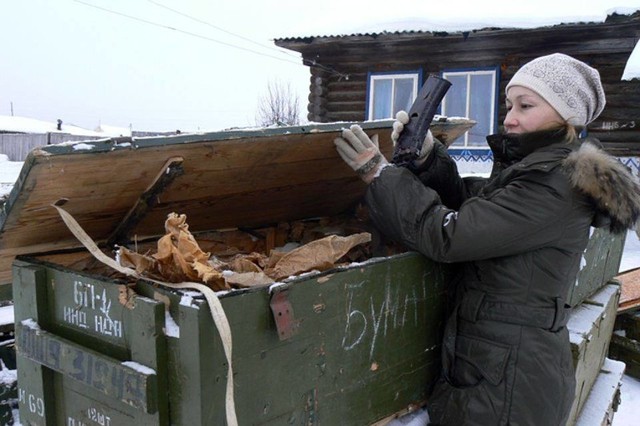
107;157;184;246
616;268;640;312
16;321;157;413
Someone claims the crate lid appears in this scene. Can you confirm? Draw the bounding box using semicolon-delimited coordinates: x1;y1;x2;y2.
0;118;474;285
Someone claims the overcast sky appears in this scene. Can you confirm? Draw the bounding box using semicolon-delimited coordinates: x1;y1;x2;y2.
1;0;638;132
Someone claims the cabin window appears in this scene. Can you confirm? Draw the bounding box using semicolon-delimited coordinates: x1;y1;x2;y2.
442;69;498;147
366;72;420;120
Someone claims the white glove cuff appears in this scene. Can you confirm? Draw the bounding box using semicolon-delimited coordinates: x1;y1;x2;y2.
418;130;435;159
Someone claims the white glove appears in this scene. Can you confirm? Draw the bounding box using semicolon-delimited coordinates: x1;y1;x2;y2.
334;124;389;184
391;110;435;166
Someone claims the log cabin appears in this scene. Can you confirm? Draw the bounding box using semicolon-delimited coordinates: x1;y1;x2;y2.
275;10;640;172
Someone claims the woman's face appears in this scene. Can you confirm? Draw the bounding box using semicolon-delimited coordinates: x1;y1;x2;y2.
504;86;564;134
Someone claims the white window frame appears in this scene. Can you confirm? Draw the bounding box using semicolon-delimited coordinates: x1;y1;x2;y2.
442;69;497;147
366;72;420;120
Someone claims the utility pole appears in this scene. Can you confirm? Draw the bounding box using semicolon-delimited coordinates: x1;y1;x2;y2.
10;102;14;116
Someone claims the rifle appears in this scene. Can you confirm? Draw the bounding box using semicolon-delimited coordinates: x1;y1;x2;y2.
392;74;452;166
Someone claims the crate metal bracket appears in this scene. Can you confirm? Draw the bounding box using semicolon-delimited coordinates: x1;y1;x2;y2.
270;290;300;341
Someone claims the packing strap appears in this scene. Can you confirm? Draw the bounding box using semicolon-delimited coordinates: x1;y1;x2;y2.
52;204;238;426
459;288;570;332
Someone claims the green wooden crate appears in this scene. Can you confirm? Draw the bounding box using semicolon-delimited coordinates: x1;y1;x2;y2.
566;283;620;425
0;118;476;425
13;251;450;425
0;120;628;425
568;228;625;308
574;357;625;426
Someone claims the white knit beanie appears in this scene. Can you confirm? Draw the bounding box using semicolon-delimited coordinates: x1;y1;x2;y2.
506;53;606;127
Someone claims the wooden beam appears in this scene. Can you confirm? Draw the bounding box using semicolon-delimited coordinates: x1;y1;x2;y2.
106;157;184;247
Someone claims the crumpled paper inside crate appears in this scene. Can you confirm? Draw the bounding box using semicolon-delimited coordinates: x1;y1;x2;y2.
118;212;373;291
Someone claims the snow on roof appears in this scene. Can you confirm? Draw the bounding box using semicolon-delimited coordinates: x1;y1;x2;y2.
95;123;132;137
0;115;129;137
0;115;103;136
277;6;639;40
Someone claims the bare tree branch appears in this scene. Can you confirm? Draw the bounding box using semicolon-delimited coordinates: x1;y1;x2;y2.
256;80;301;127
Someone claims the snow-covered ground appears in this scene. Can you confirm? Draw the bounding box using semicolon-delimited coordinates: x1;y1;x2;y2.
615;374;640;425
2;153;640;424
0;154;23;201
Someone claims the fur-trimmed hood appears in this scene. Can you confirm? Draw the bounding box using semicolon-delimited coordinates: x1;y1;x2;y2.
563;141;640;233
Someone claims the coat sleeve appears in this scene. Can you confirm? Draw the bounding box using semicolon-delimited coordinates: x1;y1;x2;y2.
410;141;485;209
365;165;572;263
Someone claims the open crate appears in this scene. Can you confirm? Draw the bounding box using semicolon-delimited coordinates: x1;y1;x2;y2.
1;120;474;425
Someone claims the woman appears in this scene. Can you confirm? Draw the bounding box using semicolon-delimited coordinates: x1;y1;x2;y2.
334;53;640;425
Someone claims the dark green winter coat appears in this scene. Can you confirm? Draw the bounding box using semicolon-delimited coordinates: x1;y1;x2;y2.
365;128;640;426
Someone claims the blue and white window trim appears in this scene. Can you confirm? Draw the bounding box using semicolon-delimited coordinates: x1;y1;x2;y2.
451;151;640;178
449;148;494;175
620;157;640;177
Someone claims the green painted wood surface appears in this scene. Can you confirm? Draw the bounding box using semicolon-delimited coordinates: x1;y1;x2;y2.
13;252;450;425
568;228;625;307
566;283;620;425
13;259;169;425
13;264;56;425
16;322;157;413
174;253;449;425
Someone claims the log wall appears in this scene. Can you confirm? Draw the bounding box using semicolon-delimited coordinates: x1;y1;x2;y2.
277;12;640;151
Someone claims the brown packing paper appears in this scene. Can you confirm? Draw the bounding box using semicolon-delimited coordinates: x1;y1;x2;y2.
265;232;372;280
118;213;372;290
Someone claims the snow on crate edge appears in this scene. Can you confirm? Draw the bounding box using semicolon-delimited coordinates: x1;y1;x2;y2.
575;358;625;426
165;310;180;338
567;284;618;346
121;361;156;375
20;318;40;330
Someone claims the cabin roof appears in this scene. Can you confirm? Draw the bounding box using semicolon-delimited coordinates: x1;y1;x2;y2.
275;9;638;43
